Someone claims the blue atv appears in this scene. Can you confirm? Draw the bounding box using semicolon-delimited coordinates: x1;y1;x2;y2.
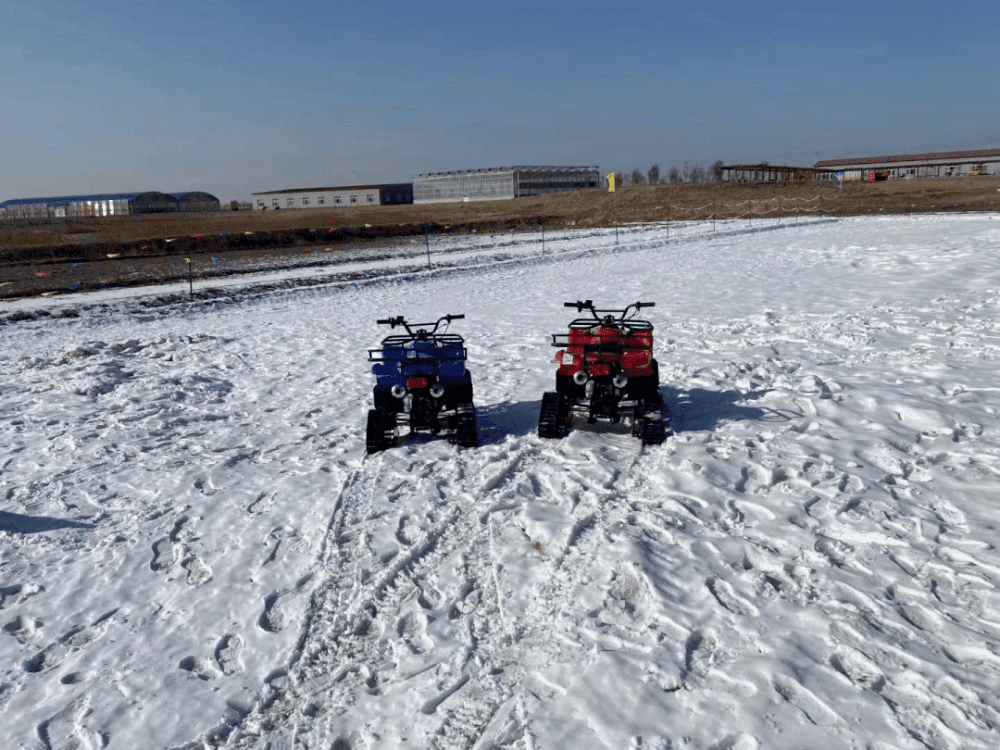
366;314;478;453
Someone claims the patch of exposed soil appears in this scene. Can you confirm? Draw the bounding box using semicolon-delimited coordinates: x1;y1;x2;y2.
2;176;998;302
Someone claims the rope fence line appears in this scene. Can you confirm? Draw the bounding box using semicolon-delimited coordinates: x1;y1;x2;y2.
662;193;836;221
5;194;847;301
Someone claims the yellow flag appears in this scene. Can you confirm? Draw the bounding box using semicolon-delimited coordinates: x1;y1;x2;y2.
607;172;616;192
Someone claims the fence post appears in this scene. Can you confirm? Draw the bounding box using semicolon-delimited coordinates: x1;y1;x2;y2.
185;257;193;299
424;223;431;269
614;195;619;246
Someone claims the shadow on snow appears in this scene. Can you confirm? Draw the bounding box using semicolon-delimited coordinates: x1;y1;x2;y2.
0;510;96;535
664;387;792;433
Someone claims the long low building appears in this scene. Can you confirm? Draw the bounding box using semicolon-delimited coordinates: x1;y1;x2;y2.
0;191;220;219
251;184;413;211
815;148;1000;178
413;166;601;204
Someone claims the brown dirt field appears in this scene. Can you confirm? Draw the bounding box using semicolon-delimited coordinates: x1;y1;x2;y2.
2;176;999;302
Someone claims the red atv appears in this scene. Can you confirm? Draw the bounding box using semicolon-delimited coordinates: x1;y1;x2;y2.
538;300;670;445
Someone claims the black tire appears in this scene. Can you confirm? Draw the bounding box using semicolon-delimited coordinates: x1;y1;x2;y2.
450;403;478;448
538;391;570;439
639;393;670;446
366;409;398;454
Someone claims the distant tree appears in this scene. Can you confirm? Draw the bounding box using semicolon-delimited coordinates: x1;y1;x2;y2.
682;164;690;183
630;167;646;186
229;200;240;211
689;164;707;184
711;159;725;182
614;171;624;189
668;166;681;183
647;164;661;184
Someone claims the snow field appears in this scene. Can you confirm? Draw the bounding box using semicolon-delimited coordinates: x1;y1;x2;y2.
2;214;1000;749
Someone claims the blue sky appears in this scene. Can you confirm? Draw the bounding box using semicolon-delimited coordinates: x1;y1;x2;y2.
3;0;998;202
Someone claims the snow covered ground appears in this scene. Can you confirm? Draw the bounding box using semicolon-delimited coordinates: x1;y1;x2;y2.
3;214;1000;750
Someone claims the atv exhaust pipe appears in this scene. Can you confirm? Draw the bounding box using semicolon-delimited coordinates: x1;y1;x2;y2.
429;384;446;399
573;370;589;385
391;384;407;399
612;373;628;389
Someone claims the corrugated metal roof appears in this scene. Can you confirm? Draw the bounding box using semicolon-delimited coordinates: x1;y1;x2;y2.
416;166;599;177
0;193;146;208
251;184;394;196
815;148;1000;168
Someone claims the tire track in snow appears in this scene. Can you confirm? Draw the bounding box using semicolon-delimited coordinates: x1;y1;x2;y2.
221;431;663;749
222;441;539;748
424;436;655;749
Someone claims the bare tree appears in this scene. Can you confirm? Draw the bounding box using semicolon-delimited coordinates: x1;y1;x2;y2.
689;164;707;184
647;164;661;185
614;171;624;189
630;167;646;186
668;166;681;183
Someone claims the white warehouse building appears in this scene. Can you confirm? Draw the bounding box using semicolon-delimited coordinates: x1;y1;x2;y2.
251;184;413;211
413;166;601;204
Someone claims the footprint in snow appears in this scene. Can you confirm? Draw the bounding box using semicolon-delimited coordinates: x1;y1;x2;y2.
150;537;180;573
396;611;433;654
772;673;839;726
215;634;244;675
708;734;760;750
684;628;718;681
2;615;43;644
706;577;759;617
179;655;221;681
182;555;213;586
37;695;103;750
0;583;45;609
830;646;886;690
258;574;316;633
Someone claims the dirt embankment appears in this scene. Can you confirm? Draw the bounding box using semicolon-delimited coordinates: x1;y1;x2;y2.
2;176;998;301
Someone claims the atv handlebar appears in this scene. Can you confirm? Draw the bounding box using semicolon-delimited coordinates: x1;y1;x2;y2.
563;300;655;321
375;314;464;335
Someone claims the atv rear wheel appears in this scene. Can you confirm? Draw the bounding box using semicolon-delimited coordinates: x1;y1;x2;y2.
637;393;670;446
450;403;478;448
366;408;398;454
538;391;571;439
